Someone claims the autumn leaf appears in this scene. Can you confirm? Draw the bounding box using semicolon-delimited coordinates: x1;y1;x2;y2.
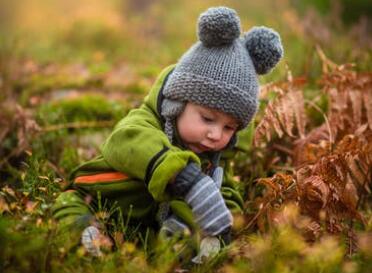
0;196;10;214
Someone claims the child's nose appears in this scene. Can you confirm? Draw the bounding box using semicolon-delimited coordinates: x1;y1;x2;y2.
207;125;223;141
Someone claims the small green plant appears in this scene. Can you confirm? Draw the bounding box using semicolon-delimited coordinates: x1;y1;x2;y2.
38;94;127;124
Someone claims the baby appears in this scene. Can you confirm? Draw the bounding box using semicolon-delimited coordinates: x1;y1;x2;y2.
52;6;283;259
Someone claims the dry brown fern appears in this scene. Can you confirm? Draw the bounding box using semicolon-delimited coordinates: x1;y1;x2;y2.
254;70;307;146
253;173;297;233
247;47;372;251
295;133;371;241
317;46;372;140
0;103;40;168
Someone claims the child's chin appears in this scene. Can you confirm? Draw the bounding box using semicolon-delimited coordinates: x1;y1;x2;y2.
189;146;203;154
188;144;211;154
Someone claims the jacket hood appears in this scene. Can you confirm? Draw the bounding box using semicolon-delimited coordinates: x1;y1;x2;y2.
143;64;246;153
143;65;176;120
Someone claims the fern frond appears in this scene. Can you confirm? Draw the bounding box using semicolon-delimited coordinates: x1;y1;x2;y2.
254;74;307;146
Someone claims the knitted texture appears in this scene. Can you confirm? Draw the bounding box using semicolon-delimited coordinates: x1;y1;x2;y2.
170;162;233;236
170;164;224;197
244;26;283;74
162;6;283;129
198;6;240;47
161;98;186;142
185;176;233;236
170;162;204;197
160;215;191;237
211;166;223;189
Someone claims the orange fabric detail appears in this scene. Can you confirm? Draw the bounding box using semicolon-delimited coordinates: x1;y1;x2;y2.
74;172;128;184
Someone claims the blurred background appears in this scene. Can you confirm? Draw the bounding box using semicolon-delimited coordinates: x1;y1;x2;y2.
0;0;370;92
0;0;371;175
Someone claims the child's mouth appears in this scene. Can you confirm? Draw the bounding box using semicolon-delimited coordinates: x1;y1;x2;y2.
189;143;213;153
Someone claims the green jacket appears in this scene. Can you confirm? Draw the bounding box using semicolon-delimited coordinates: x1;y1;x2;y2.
53;65;248;231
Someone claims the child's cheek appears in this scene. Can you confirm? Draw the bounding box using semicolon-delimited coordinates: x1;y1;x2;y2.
220;133;234;148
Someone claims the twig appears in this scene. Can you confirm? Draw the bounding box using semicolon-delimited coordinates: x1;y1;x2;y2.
271;165;295;173
316;44;338;73
347;221;354;257
272;143;294;156
237;202;270;236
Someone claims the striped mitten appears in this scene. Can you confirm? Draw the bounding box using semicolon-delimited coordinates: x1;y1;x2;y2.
160;214;191;238
170;163;233;236
211;166;223;189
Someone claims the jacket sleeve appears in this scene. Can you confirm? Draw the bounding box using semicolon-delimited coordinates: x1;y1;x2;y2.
101;103;200;202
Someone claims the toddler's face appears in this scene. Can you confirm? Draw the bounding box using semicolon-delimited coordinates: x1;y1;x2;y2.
176;102;238;154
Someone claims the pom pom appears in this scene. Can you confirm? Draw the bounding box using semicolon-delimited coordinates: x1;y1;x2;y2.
244;26;283;75
198;7;241;47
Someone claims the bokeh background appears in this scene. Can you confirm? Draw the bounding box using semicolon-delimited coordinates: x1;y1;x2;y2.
0;1;372;272
1;0;371;91
1;0;370;136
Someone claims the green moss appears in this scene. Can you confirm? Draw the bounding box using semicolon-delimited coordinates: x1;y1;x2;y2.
19;74;91;105
38;94;127;125
58;146;80;175
59;21;124;56
88;61;112;76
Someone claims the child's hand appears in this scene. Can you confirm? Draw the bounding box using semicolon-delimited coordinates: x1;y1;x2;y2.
170;163;233;236
159;214;191;239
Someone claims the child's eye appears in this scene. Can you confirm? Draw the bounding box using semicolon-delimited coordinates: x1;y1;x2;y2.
224;125;237;131
202;116;214;123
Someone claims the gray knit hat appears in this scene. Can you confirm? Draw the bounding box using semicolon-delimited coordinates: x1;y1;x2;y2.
162;6;283;142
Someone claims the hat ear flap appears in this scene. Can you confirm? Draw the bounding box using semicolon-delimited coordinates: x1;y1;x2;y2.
244;26;283;75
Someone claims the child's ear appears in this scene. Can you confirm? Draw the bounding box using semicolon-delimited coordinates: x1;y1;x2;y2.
243;26;284;75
